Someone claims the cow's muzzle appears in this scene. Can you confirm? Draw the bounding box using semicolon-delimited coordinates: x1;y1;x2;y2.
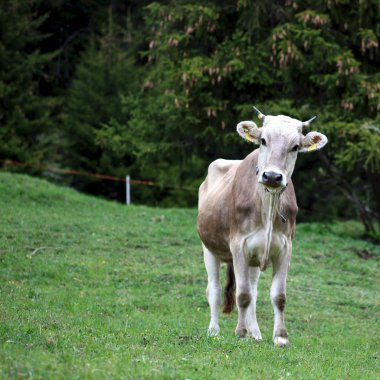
259;170;287;190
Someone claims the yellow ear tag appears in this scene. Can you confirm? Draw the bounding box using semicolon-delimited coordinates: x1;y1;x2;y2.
245;132;254;142
307;143;317;152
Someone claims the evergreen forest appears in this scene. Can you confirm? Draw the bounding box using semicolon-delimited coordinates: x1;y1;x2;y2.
0;0;379;235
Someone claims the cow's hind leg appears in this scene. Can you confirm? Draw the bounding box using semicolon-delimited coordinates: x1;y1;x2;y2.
271;244;291;347
203;245;221;336
245;267;262;341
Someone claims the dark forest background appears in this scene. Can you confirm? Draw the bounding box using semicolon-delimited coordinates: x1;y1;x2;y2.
0;0;379;235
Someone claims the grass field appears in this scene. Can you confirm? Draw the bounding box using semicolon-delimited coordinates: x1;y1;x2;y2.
0;172;379;379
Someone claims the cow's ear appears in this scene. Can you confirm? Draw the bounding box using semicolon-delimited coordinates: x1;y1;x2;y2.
236;121;261;144
299;131;328;153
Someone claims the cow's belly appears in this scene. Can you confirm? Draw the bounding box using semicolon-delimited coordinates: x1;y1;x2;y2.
244;229;288;267
200;234;233;262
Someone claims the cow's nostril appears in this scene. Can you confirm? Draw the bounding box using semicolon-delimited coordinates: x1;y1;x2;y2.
275;174;282;183
262;172;268;180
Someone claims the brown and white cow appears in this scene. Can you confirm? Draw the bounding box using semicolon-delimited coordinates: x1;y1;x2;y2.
197;107;328;347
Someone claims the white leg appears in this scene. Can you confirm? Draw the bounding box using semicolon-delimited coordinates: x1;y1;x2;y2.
203;245;221;336
233;252;251;338
271;243;291;347
245;266;262;341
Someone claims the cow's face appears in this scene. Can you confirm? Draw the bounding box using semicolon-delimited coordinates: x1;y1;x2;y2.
237;114;328;193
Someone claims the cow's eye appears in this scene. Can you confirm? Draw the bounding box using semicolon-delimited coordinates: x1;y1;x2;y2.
261;138;267;146
292;144;299;152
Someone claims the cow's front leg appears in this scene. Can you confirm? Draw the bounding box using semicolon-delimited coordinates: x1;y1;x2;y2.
271;243;291;347
232;252;251;338
246;266;262;341
203;245;221;336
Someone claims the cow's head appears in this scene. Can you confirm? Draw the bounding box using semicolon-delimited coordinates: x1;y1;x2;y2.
237;107;328;193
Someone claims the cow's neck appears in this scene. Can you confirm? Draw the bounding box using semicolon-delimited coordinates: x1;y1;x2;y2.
258;187;280;271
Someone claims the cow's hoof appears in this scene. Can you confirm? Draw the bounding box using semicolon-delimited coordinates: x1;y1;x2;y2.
245;327;262;341
274;336;289;347
235;328;247;338
207;324;220;337
249;332;262;342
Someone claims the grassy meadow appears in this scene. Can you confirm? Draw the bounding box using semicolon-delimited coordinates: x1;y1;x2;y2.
0;173;379;379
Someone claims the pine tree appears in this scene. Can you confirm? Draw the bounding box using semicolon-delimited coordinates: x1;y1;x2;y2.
0;0;59;165
64;8;139;198
98;0;379;232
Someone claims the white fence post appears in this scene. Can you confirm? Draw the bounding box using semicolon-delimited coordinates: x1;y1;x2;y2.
126;175;131;205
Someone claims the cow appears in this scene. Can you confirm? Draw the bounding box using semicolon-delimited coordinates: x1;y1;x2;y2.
197;107;328;347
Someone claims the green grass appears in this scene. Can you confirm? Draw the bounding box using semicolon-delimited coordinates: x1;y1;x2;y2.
0;172;379;379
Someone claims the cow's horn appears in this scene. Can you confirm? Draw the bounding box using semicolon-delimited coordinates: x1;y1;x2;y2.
253;106;265;120
302;116;317;128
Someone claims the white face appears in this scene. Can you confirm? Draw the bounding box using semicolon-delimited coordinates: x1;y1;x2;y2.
236;114;328;193
257;116;302;190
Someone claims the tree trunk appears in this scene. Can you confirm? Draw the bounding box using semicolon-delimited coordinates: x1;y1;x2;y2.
319;152;376;235
368;171;380;224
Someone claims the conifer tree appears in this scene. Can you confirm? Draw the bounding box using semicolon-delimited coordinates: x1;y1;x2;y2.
64;8;139;197
99;0;379;232
0;0;59;164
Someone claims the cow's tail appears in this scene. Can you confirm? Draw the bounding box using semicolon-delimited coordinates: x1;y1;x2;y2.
222;263;236;314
